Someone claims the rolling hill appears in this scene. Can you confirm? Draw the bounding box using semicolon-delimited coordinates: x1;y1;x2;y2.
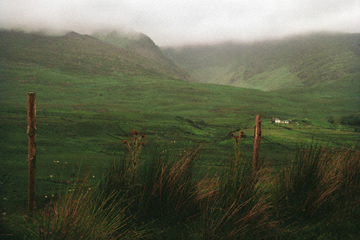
92;30;193;81
0;29;191;81
162;33;360;95
1;29;359;128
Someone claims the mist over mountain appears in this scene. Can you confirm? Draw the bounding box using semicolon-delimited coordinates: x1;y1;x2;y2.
0;29;191;81
92;30;193;81
162;33;360;94
1;29;359;102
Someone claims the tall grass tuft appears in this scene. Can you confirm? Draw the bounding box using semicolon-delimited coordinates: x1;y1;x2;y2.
274;145;360;238
275;145;341;227
137;145;205;223
101;133;208;237
335;147;360;219
201;133;276;239
14;175;145;239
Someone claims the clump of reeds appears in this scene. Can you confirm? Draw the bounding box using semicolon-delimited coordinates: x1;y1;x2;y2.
200;132;276;239
12;174;146;239
274;144;360;237
137;145;206;223
274;145;339;225
334;147;360;219
101;131;210;237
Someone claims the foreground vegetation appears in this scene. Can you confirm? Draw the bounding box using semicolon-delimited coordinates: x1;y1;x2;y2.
1;130;359;239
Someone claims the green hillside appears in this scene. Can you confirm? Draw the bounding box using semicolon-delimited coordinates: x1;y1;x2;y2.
162;33;360;94
92;30;193;81
0;29;187;80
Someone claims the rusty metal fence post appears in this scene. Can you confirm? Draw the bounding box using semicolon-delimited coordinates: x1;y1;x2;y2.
27;92;36;217
253;115;262;173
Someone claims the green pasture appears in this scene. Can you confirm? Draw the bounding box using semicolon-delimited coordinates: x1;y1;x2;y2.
1;65;359;217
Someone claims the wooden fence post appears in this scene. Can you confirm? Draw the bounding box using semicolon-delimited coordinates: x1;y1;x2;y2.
27;92;36;217
253;115;262;173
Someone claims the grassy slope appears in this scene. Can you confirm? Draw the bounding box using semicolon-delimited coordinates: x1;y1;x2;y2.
0;30;359;215
92;30;194;81
162;32;360;93
0;30;185;80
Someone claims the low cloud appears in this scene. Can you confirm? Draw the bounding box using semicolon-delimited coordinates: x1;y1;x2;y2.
1;0;359;46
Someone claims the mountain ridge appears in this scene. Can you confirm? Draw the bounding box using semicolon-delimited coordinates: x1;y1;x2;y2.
92;30;193;81
0;29;191;81
1;29;359;100
162;32;360;93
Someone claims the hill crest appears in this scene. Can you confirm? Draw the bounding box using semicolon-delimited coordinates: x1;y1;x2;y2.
162;33;360;92
0;29;191;81
92;30;193;81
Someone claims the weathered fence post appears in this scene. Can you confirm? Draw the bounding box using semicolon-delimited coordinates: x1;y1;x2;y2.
27;92;36;217
253;115;262;173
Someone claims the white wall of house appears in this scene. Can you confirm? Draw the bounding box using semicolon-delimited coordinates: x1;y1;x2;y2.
273;118;290;124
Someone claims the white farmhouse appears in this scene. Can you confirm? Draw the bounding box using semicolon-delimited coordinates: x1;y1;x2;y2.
272;118;281;123
272;118;290;124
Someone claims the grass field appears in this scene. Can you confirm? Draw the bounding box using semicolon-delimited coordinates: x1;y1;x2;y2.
1;65;358;216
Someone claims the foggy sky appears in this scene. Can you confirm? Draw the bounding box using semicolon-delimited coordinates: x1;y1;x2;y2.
1;0;359;47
